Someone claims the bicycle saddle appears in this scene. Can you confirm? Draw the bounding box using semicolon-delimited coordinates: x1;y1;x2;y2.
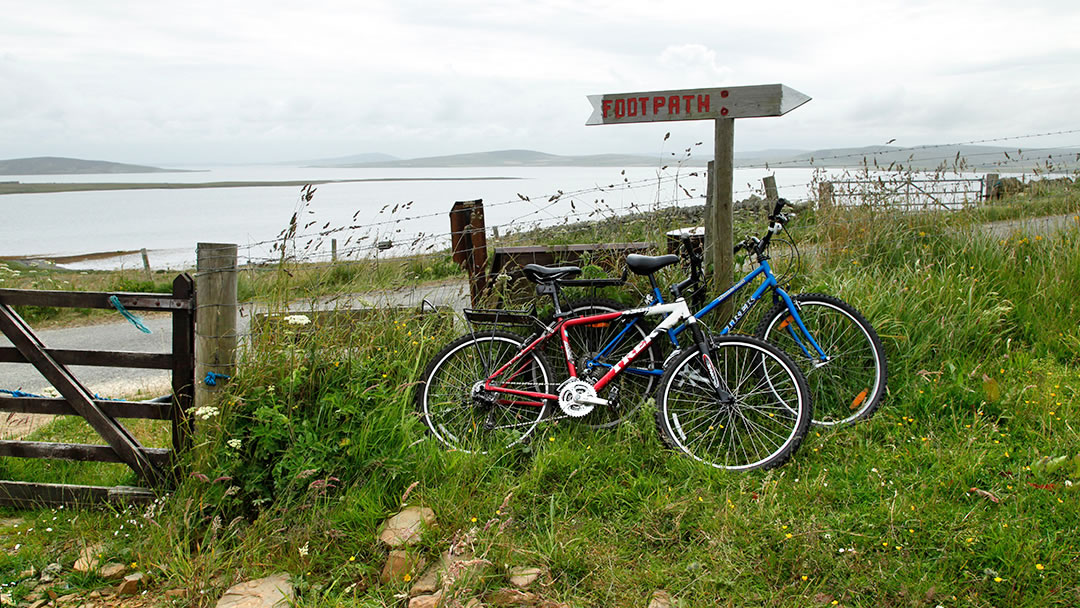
625;254;679;276
522;263;582;283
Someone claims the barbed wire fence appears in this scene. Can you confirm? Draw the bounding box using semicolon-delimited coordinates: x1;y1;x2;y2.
189;129;1080;346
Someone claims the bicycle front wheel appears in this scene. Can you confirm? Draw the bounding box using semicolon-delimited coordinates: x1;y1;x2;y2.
755;293;887;427
416;330;551;453
655;335;812;471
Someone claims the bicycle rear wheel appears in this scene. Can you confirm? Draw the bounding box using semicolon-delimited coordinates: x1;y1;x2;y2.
561;298;661;429
655;335;811;471
755;293;887;427
416;330;551;453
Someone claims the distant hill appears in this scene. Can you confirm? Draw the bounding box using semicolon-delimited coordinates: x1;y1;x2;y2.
320;149;698;168
0;156;181;175
320;145;1076;171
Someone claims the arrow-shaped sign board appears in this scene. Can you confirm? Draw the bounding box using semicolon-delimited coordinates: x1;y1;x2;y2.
586;84;810;125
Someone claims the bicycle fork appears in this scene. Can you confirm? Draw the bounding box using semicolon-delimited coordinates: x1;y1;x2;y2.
687;316;734;404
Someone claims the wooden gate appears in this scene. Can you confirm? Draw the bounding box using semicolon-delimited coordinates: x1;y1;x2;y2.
0;275;194;507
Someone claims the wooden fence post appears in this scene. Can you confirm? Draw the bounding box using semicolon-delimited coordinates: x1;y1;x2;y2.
762;175;778;221
140;248;152;282
195;243;238;410
818;181;835;208
983;173;999;201
331;238;338;261
711;118;735;319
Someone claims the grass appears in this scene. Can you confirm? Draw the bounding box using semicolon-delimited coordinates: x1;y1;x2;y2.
1;181;1078;606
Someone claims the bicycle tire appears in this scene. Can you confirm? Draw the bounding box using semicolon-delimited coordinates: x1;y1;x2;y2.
416;330;551;453
655;335;812;471
560;297;661;429
754;293;887;427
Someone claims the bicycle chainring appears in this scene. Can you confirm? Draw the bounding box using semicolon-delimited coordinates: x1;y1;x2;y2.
557;379;597;417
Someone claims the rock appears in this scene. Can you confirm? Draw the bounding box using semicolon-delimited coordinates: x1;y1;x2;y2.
507;567;546;590
73;543;104;574
215;573;294;608
408;591;443;608
99;563;127;580
117;572;147;595
486;588;537;607
88;591;101;599
56;593;81;603
381;550;427;585
165;589;188;598
409;563;441;596
379;507;437;547
39;562;62;583
648;590;674;608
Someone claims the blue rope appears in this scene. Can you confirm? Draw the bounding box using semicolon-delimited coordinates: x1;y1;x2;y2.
0;388;47;399
108;295;152;334
204;372;231;386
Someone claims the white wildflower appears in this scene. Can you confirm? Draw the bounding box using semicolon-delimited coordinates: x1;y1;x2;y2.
189;406;220;420
284;314;311;326
298;542;309;557
227;439;242;450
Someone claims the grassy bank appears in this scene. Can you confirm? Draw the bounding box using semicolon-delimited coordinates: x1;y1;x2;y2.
1;184;1078;606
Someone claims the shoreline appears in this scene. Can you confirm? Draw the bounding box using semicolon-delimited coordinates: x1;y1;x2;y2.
0;175;521;196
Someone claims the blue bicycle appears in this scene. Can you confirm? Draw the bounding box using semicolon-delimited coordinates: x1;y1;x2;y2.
563;198;887;428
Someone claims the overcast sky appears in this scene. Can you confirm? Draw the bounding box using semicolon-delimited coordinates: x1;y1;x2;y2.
2;0;1078;165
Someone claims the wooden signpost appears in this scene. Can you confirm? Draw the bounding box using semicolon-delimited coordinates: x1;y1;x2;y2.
587;84;810;307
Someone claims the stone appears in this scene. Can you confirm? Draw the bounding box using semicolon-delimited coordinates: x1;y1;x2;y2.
486;588;537;607
215;573;294;608
507;567;545;590
39;562;63;583
99;563;127;580
409;563;441;596
379;507;437;547
408;591;442;608
73;543;104;573
381;550;426;585
117;572;147;595
165;589;188;598
648;590;674;608
56;594;80;603
88;591;101;599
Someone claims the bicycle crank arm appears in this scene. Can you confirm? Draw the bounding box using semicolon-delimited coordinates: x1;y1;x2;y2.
575;395;609;407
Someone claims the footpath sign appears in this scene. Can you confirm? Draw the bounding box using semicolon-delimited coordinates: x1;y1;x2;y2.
586;84;810;297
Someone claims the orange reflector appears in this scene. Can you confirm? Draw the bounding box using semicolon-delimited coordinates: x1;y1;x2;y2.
778;315;795;330
586;322;610;328
850;389;868;410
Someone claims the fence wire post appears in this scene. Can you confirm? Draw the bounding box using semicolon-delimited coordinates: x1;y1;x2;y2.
195;243;238;411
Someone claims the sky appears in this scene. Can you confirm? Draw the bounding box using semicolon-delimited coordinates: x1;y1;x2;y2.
1;0;1079;165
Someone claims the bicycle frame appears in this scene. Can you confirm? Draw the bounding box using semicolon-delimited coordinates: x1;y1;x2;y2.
480;298;704;406
588;258;829;378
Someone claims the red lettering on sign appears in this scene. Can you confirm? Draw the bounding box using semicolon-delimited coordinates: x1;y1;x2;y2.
682;95;695;113
639;97;649;114
720;90;729;98
614;98;626;118
668;95;680;114
720;107;729;116
697;94;710;113
653;96;665;114
602;99;612;119
628;98;638;117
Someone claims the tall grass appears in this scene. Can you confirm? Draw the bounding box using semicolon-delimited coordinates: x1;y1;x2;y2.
2;183;1078;606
